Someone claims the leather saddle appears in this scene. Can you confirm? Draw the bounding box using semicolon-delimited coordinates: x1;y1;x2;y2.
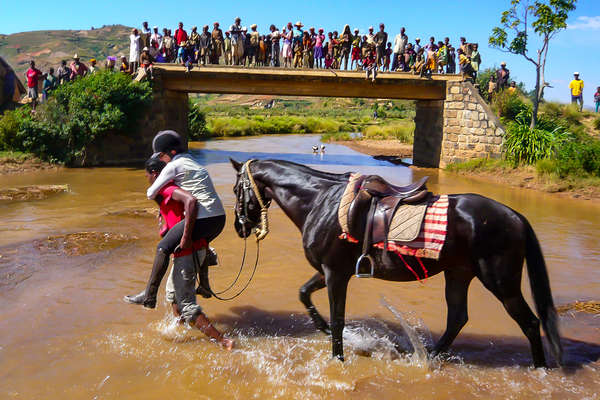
346;175;430;277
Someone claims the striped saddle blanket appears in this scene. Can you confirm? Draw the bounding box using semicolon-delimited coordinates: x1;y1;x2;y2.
338;173;449;260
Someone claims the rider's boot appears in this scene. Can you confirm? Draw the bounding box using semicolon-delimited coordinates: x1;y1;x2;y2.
195;250;212;298
123;290;146;304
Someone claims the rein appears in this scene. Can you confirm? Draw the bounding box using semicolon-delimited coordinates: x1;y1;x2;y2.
197;160;270;301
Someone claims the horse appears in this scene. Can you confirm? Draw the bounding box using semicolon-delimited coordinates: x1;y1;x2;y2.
230;158;563;368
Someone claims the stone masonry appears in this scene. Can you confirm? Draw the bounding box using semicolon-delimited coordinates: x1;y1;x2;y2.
440;81;505;167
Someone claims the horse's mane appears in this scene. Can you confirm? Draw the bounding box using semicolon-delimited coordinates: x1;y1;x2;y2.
263;159;352;182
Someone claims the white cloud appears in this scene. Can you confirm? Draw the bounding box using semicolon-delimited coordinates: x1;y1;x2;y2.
568;16;600;30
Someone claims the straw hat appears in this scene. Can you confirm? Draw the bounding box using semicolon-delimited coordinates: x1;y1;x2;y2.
573;72;580;75
294;21;304;28
142;47;149;51
251;24;257;29
500;61;507;66
73;54;79;59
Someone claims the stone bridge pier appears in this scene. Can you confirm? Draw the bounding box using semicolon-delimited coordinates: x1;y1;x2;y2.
133;65;504;168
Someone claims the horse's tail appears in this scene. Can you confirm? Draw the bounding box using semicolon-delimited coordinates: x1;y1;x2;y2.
521;215;563;365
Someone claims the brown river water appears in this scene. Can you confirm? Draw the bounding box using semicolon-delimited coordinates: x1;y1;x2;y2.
0;135;599;399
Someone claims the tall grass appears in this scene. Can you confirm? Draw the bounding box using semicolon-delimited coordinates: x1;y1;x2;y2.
362;121;414;143
206;116;352;137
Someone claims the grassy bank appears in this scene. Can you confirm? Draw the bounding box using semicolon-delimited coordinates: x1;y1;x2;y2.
190;95;416;143
445;90;600;199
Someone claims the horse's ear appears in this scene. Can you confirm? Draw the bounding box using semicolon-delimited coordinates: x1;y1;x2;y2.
229;158;242;171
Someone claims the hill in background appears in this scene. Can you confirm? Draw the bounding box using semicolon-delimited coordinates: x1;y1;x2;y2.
0;25;131;78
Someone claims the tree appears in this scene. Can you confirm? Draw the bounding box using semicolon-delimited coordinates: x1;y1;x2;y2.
489;0;576;129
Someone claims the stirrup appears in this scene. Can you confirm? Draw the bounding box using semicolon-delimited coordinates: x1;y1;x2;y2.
355;254;375;278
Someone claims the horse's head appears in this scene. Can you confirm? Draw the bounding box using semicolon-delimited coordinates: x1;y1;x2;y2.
230;158;271;240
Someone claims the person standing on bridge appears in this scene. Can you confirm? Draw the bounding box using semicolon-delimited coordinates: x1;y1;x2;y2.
350;29;361;70
199;25;212;66
269;25;281;67
392;27;407;72
211;23;224;64
230;17;244;65
129;29;141;73
223;31;232;65
375;23;387;71
339;25;352;70
174;22;188;47
249;24;260;67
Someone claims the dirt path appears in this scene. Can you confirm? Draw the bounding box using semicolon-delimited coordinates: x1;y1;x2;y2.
334;139;413;157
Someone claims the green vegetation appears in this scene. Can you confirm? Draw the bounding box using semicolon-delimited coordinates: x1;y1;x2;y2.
489;0;577;129
447;88;600;193
0;150;33;162
0;71;151;164
189;96;415;143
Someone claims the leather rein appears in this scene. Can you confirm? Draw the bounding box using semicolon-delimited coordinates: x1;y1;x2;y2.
201;160;270;301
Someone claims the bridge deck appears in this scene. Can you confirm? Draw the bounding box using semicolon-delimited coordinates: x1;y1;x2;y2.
154;64;463;100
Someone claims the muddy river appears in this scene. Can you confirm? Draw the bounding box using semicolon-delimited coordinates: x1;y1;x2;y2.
0;135;598;399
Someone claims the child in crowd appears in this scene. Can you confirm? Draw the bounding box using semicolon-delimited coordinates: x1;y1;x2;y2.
487;74;497;101
176;41;186;64
363;48;377;82
140;47;154;79
324;52;334;69
383;42;392;72
314;28;325;68
350;30;361;70
412;48;425;75
458;48;474;81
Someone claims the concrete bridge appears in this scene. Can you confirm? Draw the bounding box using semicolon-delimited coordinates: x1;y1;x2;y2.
106;65;504;168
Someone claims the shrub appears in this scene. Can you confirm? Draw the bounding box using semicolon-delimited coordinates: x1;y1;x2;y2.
362;121;414;143
503;109;565;165
492;89;530;121
188;103;208;140
554;139;600;177
593;117;600;131
0;71;151;164
561;104;583;126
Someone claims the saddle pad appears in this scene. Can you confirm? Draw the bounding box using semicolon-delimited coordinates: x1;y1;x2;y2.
338;173;363;235
387;203;428;242
374;195;449;260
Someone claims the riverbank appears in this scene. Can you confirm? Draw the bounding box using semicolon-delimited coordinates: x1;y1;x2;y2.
444;159;600;202
0;151;58;175
331;139;413;158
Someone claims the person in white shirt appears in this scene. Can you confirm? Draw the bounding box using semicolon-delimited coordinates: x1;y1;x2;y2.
392;27;407;71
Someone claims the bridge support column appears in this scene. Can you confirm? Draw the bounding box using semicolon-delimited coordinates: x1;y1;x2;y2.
413;100;444;168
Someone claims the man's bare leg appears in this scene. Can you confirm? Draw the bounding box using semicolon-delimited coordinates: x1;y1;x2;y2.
193;312;234;350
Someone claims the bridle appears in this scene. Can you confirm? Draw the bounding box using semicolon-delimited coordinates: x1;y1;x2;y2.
236;159;271;241
197;159;271;301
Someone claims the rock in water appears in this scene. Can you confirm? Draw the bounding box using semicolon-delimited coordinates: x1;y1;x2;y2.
0;185;69;202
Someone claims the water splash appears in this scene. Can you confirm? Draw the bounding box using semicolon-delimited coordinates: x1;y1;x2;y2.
380;296;431;366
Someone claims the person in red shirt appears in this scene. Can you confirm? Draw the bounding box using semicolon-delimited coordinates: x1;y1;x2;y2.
25;60;44;111
70;54;89;80
124;157;234;350
174;22;188;46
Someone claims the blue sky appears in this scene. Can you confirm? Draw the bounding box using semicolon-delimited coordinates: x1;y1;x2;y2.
1;0;598;104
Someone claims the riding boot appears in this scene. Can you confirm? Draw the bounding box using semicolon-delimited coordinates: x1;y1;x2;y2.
143;248;170;309
195;250;212;298
123;290;146;305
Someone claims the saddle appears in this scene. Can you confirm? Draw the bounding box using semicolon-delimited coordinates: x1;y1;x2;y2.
346;175;430;277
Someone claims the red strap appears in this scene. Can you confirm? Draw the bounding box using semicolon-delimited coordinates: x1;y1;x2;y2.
415;256;429;279
398;253;421;281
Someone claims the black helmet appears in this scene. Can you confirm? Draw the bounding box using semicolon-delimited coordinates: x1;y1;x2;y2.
152;130;183;157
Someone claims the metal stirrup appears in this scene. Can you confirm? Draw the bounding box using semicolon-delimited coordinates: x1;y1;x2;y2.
355;254;375;278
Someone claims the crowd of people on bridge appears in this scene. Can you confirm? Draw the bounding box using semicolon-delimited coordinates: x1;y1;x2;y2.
124;19;485;82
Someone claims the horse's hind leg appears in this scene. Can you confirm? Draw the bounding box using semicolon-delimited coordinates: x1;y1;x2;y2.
299;273;330;334
477;258;546;367
432;269;474;357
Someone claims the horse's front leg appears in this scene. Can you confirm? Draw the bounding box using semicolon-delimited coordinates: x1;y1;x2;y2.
299;272;330;334
324;265;351;361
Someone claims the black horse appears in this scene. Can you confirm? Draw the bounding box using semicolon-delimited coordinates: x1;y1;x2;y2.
230;159;562;368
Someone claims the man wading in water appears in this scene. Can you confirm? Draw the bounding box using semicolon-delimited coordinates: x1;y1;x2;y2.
124;131;233;350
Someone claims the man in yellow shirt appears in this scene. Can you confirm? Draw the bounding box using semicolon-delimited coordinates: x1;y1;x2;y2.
569;72;584;111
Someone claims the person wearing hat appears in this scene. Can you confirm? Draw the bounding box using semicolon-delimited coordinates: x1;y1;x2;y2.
89;58;99;74
292;22;304;68
496;61;510;91
131;131;227;311
223;31;232;65
119;55;130;74
313;28;325;68
129;28;141;73
569;72;584;111
211;22;224;64
70;54;89;80
124;156;234;351
140;47;155;79
248;24;260;66
392;27;407;72
230;17;244;65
